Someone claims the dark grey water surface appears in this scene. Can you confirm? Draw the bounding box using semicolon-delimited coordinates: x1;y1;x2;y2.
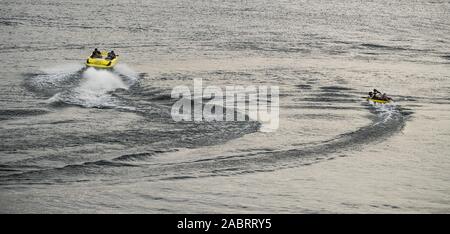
1;0;449;213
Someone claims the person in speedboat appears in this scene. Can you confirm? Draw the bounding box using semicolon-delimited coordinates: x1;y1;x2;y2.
106;50;116;60
90;48;102;58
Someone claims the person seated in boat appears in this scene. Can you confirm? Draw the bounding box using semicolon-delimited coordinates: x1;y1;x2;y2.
369;91;380;99
373;89;381;97
106;50;116;60
90;48;102;58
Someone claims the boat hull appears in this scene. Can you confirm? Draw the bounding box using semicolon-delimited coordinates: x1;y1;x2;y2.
367;98;391;104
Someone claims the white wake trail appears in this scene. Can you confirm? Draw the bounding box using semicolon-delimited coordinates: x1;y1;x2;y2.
48;67;131;108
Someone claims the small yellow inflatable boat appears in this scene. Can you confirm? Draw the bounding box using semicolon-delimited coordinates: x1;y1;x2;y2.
85;51;119;69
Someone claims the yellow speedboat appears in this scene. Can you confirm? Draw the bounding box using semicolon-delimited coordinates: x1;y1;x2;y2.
367;97;391;104
85;51;119;69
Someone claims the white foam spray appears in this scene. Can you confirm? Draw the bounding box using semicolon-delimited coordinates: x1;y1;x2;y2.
48;67;131;108
30;63;84;90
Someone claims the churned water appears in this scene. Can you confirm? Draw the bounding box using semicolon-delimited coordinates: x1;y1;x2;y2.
0;0;449;213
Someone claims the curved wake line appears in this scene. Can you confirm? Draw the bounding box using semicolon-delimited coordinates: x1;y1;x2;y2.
107;102;408;183
147;102;407;177
0;100;408;186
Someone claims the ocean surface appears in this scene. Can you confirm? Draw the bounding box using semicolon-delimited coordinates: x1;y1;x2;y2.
0;0;449;213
